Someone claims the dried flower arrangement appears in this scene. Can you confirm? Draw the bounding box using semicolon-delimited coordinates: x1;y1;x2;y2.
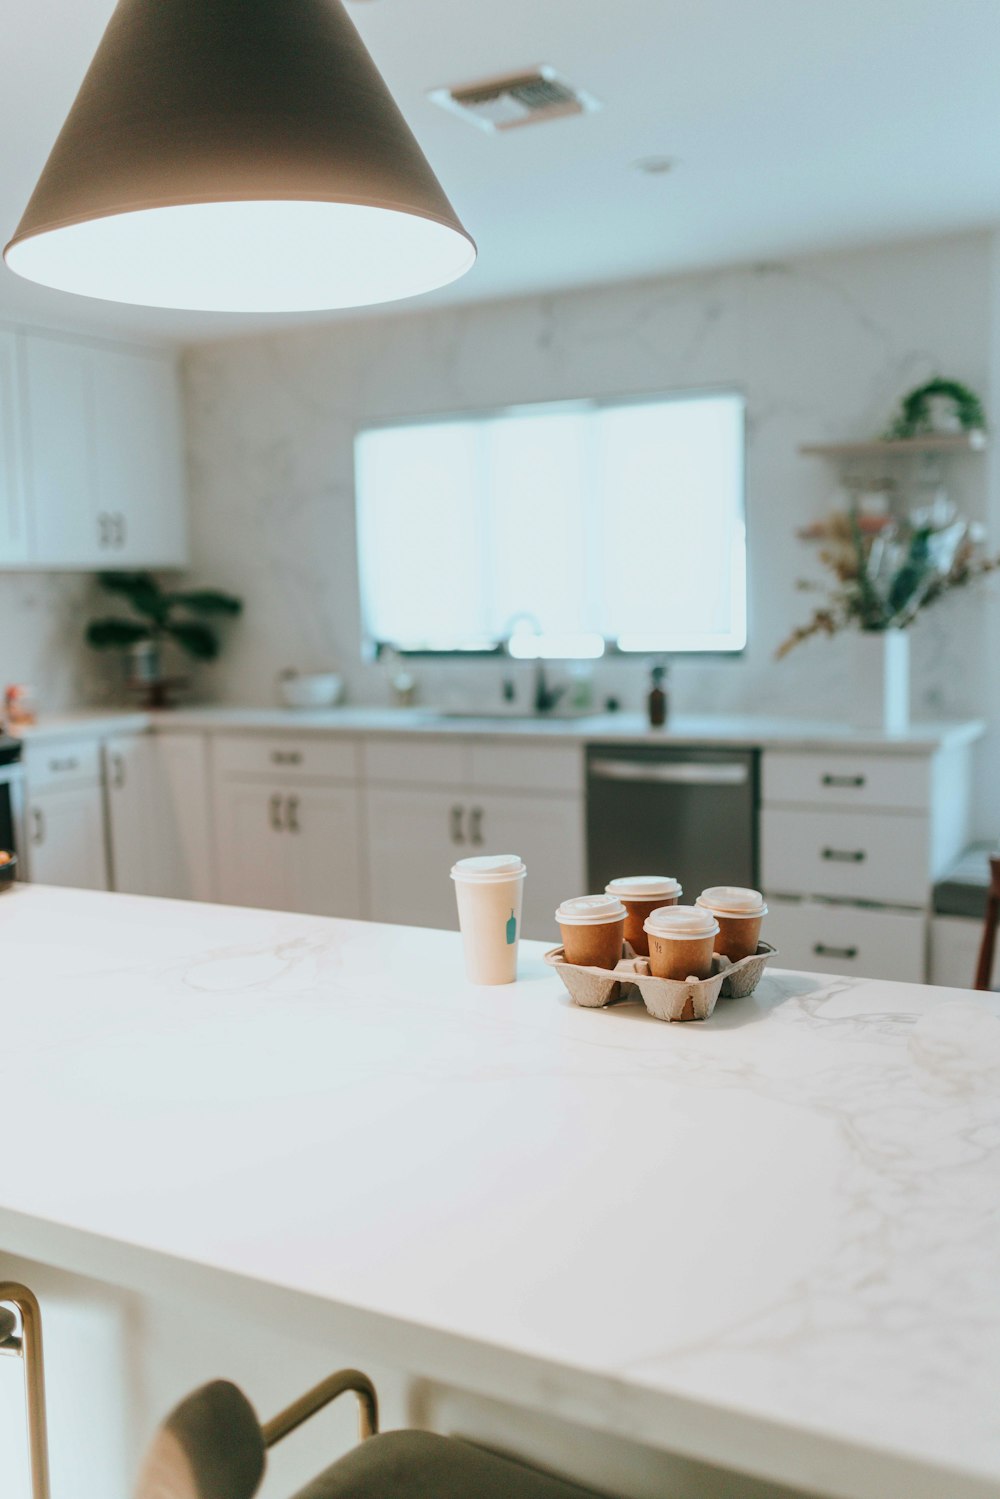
776;496;1000;659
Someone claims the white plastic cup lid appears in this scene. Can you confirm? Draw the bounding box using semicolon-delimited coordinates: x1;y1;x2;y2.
555;894;628;926
644;904;720;939
451;854;526;883
696;886;767;917
605;875;682;900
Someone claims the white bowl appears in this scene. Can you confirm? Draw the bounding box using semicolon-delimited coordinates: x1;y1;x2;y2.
278;672;343;709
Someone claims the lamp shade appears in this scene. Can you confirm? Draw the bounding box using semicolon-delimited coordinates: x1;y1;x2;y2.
4;0;476;312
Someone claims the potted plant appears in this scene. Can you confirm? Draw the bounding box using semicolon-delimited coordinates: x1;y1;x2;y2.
777;501;999;732
86;572;243;707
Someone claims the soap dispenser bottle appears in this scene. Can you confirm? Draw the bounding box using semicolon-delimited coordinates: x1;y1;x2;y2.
647;663;668;728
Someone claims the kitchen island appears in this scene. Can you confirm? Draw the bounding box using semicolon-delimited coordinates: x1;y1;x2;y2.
1;885;998;1499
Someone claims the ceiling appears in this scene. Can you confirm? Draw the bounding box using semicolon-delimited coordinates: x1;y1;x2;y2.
3;0;1000;344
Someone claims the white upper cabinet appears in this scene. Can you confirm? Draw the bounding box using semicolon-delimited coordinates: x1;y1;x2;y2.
21;332;102;565
0;330;28;563
15;329;188;570
92;345;188;566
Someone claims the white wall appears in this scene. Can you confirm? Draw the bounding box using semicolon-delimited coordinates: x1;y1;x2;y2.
183;229;997;825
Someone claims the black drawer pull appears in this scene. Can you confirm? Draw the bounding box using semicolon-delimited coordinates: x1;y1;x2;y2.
821;774;866;788
270;750;303;766
822;847;866;863
813;942;858;960
48;756;79;773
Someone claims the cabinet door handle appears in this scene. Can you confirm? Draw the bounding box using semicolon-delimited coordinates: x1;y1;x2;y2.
821;847;866;863
115;512;126;548
286;795;300;833
97;512;110;548
47;756;79;774
813;942;858;960
468;807;484;847
269;793;284;831
31;807;45;846
270;750;303;767
110;754;125;789
450;805;465;844
821;774;866;789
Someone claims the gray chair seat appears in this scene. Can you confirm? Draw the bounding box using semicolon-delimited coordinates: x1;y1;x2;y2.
135;1379;604;1499
933;841;996;918
291;1430;602;1499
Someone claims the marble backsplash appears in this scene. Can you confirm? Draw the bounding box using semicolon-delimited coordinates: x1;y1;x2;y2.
0;572;109;712
183;229;995;734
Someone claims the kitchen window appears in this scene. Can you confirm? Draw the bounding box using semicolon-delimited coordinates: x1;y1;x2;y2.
354;389;746;657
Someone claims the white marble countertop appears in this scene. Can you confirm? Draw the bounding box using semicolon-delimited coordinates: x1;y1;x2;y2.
1;885;998;1499
11;705;985;755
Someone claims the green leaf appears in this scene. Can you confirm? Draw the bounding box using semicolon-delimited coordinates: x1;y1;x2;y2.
887;530;932;616
97;571;169;623
165;620;219;660
167;589;243;617
86;618;153;650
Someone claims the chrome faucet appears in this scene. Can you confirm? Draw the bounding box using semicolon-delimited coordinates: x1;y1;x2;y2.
501;613;566;715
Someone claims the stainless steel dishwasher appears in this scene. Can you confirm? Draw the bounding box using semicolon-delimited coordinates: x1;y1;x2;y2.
586;745;759;899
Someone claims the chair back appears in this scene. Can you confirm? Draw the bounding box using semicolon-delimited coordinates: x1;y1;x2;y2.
133;1380;266;1499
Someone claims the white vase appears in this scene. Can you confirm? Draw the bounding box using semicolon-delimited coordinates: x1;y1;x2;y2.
853;629;910;734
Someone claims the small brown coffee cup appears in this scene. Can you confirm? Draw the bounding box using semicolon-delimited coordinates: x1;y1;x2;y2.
696;887;768;962
605;876;682;956
643;905;719;981
556;895;628;969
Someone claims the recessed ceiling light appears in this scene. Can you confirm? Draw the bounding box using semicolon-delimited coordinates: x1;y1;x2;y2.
634;156;676;176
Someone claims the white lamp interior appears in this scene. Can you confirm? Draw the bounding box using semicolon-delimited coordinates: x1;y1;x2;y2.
5;200;477;312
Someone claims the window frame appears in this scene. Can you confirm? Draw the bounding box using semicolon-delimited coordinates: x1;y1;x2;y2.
355;384;748;660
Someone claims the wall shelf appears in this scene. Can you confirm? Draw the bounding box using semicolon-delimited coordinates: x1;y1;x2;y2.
799;431;987;458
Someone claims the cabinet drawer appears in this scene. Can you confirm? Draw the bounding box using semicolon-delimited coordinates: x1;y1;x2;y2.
761;807;929;905
363;736;470;787
212;734;358;782
767;898;926;982
763;750;930;812
470;742;583;794
24;737;102;789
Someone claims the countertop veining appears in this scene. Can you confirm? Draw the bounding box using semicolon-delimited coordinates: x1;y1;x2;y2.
1;884;998;1499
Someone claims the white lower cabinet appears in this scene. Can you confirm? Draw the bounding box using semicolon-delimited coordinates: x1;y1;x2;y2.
105;732;215;901
213;776;364;918
25;783;108;890
766;898;926;983
469;791;584;940
365;788;459;929
761;744;974;984
365;785;584;940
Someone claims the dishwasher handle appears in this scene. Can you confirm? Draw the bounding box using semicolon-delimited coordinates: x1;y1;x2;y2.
589;758;749;787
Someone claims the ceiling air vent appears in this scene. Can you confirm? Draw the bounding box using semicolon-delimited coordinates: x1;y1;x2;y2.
429;66;601;133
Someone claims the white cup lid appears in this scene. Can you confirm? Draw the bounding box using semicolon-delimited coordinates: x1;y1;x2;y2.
451;854;526;883
605;875;681;900
556;894;628;926
644;904;719;939
696;886;767;917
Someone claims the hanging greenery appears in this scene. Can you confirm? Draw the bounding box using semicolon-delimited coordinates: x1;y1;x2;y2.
883;377;986;440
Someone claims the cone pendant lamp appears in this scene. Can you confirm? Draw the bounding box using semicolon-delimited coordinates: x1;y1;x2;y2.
4;0;476;312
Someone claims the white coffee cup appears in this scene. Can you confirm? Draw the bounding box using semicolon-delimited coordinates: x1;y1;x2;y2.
451;854;527;985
